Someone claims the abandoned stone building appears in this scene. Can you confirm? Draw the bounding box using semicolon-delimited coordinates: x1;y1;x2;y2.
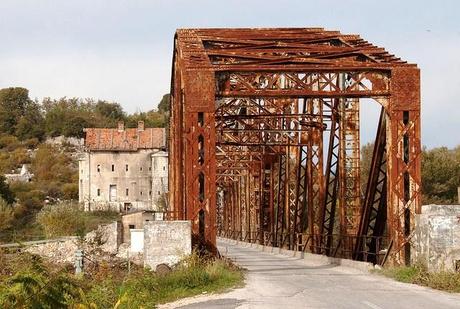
4;164;34;183
78;121;168;212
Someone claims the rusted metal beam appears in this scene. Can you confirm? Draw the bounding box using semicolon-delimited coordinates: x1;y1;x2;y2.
354;107;387;262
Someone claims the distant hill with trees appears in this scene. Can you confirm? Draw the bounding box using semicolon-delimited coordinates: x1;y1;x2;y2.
0;87;170;241
0;87;170;140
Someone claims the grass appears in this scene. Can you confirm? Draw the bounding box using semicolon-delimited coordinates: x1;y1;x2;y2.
376;263;460;293
85;253;244;308
152;254;244;304
0;251;244;308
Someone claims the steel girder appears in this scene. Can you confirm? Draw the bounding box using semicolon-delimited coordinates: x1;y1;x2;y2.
354;107;388;262
169;28;420;265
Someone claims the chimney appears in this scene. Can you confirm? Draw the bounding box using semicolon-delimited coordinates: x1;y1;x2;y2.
138;121;145;131
117;121;125;132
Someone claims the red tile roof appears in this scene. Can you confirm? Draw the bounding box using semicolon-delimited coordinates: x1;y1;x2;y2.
84;127;165;151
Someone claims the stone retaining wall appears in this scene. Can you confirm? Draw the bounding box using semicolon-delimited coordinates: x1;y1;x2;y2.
414;204;460;272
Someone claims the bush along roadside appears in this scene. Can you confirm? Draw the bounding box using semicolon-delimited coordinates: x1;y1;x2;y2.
376;263;460;293
0;251;244;308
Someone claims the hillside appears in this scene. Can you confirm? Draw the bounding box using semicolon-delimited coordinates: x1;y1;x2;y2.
0;87;169;242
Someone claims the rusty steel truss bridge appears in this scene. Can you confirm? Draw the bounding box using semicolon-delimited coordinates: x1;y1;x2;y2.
168;28;421;265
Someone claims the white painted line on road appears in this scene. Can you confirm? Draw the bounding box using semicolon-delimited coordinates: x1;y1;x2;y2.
362;300;383;309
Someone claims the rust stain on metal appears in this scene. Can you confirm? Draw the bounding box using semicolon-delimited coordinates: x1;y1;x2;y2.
168;28;420;265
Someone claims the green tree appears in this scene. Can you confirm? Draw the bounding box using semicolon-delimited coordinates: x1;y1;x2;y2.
15;100;45;141
361;145;460;204
422;147;460;204
43;97;86;137
360;142;374;196
126;111;167;128
0;88;45;141
95;101;125;121
0;87;31;135
43;97;128;137
157;93;170;114
62;115;90;138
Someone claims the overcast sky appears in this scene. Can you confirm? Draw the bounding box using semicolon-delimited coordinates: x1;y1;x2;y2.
0;0;459;147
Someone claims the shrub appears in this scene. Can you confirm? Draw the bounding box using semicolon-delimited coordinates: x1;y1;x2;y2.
378;263;460;293
0;251;243;308
36;202;87;238
0;198;15;232
0;254;81;308
82;277;119;308
0;134;20;151
110;252;243;307
24;138;40;149
62;183;79;200
36;203;120;238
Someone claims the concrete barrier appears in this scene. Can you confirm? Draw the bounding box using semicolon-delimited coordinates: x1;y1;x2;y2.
144;221;191;269
219;237;375;273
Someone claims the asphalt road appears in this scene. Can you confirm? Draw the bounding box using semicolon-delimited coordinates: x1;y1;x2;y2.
161;239;460;309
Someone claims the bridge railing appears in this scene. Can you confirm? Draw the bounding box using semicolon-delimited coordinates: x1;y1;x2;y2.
218;229;390;266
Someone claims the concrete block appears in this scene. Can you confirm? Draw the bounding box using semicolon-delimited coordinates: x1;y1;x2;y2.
130;229;144;253
421;204;460;216
414;205;460;272
85;221;121;254
143;221;191;269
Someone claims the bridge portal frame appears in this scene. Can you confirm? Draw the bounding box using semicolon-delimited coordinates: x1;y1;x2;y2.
169;28;420;265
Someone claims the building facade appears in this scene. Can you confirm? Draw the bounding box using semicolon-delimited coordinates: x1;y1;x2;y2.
79;121;168;212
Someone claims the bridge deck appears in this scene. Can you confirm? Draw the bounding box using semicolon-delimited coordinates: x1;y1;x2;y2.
161;239;460;309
